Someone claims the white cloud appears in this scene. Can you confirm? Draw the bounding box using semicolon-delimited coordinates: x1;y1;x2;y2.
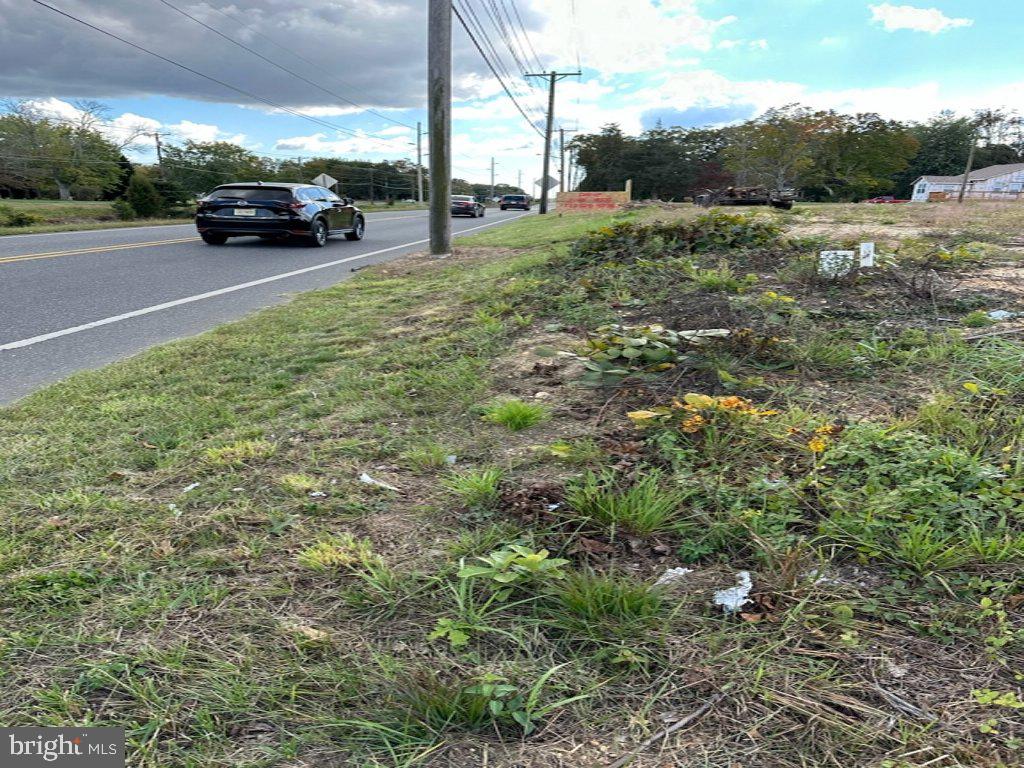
166;120;224;143
527;0;735;73
273;131;416;158
749;39;769;50
869;3;972;33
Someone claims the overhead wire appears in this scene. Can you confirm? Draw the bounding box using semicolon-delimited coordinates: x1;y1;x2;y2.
451;1;545;139
28;0;409;153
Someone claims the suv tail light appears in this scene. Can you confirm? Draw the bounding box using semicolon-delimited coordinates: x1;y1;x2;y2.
284;200;306;210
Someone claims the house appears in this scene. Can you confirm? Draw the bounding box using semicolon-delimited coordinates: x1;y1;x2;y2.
910;163;1024;202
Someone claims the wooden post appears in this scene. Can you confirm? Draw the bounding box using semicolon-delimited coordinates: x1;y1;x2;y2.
428;0;451;255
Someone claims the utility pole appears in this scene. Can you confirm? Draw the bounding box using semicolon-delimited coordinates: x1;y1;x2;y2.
490;157;495;201
957;129;978;204
517;169;522;193
416;120;424;204
526;70;581;214
428;0;452;255
152;132;164;171
368;169;374;203
558;128;577;193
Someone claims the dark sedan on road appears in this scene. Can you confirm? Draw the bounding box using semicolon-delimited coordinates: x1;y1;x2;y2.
499;194;531;211
196;182;365;247
450;195;485;218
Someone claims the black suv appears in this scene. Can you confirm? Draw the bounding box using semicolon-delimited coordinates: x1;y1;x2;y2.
195;182;365;247
499;194;531;211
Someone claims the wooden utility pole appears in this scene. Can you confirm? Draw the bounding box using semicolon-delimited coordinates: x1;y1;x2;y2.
526;70;581;214
957;130;978;204
152;132;164;170
428;0;452;255
416;120;424;204
490;157;495;201
517;169;522;193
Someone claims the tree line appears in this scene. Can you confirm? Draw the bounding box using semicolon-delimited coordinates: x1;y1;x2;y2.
0;100;524;211
571;105;1024;201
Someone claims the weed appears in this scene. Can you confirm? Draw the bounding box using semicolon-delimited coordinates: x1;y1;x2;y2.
297;533;381;573
400;442;453;471
546;569;663;640
688;262;758;294
481;398;549;431
204;439;276;467
458;543;569;590
564;468;690;535
962;310;995;328
442;466;504;509
278;473;320;495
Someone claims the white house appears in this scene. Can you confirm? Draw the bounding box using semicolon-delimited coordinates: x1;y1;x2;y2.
910;163;1024;202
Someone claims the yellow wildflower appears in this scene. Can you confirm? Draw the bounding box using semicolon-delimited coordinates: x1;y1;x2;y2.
815;424;837;435
807;436;828;453
680;414;706;433
627;410;661;424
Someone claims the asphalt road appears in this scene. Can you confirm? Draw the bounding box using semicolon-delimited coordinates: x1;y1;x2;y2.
0;208;531;403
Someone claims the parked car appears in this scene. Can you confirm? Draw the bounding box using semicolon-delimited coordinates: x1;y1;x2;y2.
864;196;909;204
450;195;485;217
195;182;365;246
499;194;531;211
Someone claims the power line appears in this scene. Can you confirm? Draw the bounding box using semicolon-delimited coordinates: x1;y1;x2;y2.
28;0;405;153
201;3;416;131
451;1;544;139
508;0;545;73
155;0;415;136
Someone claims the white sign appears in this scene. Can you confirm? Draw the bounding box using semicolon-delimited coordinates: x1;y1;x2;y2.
311;173;339;189
859;242;876;268
818;250;857;278
534;175;560;191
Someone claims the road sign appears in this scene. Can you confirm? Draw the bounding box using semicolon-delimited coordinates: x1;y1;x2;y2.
311;173;339;189
534;175;559;191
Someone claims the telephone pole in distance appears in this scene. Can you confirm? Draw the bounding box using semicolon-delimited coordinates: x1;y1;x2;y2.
416;121;425;204
526;70;581;214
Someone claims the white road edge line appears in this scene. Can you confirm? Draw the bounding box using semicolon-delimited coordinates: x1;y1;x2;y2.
0;212;531;352
0;209;429;240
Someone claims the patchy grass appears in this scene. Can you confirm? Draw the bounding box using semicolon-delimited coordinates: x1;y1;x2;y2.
0;198;191;235
2;203;1024;767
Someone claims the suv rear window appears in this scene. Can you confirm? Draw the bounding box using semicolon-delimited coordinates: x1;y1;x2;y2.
208;187;294;202
502;195;526;201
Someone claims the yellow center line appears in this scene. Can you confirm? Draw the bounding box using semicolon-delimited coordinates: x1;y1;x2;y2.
0;236;201;265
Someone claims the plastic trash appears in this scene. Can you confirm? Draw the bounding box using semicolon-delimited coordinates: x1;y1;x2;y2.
654;567;694;588
713;571;753;613
359;472;399;492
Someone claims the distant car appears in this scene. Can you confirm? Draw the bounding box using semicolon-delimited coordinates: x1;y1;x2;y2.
450;195;485;217
499;194;531;211
864;196;909;204
195;182;365;246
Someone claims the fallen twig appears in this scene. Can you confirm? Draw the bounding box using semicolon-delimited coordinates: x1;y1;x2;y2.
606;690;728;768
963;326;1024;341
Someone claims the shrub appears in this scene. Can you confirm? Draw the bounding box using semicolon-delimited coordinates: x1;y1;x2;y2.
579;324;686;386
0;206;44;227
111;199;136;221
481;398;548;431
564;468;690;535
568;211;782;268
126;172;164;218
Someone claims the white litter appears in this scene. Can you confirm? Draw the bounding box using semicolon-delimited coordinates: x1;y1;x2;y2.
859;242;876;268
359;472;400;492
987;309;1017;321
654;567;694;588
231;487;244;492
819;250;857;278
678;328;730;344
182;482;200;493
444;455;458;466
308;491;327;499
713;571;754;613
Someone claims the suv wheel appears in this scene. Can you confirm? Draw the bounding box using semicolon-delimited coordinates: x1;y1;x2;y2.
345;215;365;241
201;231;227;245
308;218;328;247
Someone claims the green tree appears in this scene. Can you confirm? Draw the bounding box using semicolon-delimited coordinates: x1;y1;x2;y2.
163;141;273;194
126;172;164;218
0;100;138;199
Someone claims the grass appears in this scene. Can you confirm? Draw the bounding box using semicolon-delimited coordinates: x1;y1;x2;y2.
481;398;549;431
3;202;1024;766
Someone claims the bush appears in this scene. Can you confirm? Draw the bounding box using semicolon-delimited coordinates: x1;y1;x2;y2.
111;199;136;221
568;211;783;268
126;172;164;218
0;205;44;227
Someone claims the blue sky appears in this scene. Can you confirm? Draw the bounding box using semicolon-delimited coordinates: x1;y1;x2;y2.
2;1;1021;193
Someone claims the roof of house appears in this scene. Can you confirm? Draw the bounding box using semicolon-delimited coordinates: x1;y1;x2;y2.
917;163;1024;185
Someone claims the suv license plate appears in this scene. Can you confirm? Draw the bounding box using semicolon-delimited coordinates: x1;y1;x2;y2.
233;208;256;216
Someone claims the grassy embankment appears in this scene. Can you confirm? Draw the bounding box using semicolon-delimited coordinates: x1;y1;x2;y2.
1;202;1023;767
0;198;428;236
